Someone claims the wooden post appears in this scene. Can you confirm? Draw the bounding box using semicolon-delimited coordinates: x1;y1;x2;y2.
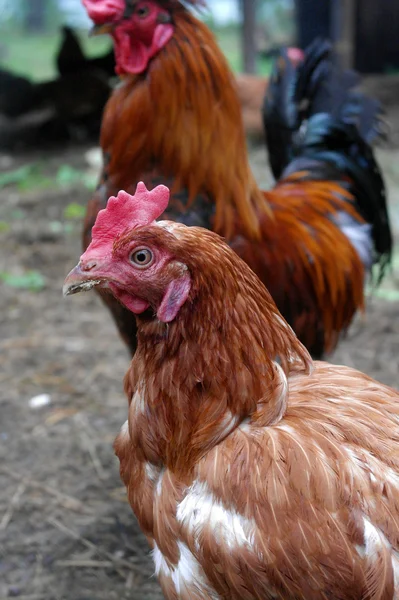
329;0;341;45
331;0;356;69
240;0;257;73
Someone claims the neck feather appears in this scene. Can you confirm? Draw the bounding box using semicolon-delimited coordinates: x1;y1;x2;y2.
124;230;312;473
102;8;269;239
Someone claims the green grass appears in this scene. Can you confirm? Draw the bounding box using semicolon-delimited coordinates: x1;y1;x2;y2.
0;25;271;81
0;28;112;81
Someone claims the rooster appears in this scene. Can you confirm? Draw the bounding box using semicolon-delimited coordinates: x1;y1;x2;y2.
81;0;392;358
64;182;399;600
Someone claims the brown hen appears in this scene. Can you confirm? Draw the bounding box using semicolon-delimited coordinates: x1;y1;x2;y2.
65;182;399;600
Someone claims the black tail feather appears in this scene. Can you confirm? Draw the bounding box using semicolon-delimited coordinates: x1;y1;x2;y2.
263;38;383;175
262;47;299;181
287;115;391;280
263;37;392;280
263;39;330;180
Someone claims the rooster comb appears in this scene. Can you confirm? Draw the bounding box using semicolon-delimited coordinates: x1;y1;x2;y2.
88;182;170;253
82;0;205;25
159;0;206;7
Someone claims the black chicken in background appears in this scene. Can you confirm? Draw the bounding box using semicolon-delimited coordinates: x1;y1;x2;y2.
0;27;116;150
0;69;38;119
56;26;115;78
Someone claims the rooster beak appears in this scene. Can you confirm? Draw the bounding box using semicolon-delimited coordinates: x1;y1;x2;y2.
63;262;106;297
89;23;115;37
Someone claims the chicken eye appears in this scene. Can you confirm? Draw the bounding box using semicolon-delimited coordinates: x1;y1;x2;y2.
130;247;153;268
136;4;150;18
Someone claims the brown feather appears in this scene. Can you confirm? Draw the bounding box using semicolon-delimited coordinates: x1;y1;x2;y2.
108;224;399;599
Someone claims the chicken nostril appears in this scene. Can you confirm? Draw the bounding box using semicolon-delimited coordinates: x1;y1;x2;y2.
81;260;97;272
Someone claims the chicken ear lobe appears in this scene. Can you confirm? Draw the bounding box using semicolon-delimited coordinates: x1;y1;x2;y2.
157;274;191;323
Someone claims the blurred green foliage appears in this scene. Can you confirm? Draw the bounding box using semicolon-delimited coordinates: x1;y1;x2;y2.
0;0;292;78
63;202;87;219
0;163;97;193
0;269;46;291
0;25;272;79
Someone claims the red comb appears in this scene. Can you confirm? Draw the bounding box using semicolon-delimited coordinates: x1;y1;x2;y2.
83;0;206;24
287;47;305;66
84;182;170;257
82;0;125;24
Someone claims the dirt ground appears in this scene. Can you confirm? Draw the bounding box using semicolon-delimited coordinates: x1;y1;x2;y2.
1;76;399;600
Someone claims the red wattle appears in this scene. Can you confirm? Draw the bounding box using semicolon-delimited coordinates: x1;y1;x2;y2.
127;40;151;75
109;284;150;315
152;24;174;52
114;23;175;75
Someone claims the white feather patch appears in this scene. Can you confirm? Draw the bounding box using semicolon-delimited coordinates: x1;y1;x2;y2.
355;516;392;561
177;480;255;550
156;468;164;497
333;211;373;270
269;361;288;425
131;387;146;416
239;417;251;433
153;541;170;577
213;410;239;443
119;420;130;442
152;541;219;598
145;462;163;485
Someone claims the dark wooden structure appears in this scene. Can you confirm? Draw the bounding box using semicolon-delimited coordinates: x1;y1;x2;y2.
295;0;399;73
295;0;332;50
355;0;399;73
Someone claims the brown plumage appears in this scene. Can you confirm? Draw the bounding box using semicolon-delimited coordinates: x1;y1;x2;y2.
64;182;399;599
82;1;391;358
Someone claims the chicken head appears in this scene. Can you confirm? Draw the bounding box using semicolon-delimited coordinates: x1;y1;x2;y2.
83;0;174;74
64;183;191;322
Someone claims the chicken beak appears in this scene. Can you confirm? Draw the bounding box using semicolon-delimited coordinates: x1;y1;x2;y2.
89;23;115;37
63;262;106;297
